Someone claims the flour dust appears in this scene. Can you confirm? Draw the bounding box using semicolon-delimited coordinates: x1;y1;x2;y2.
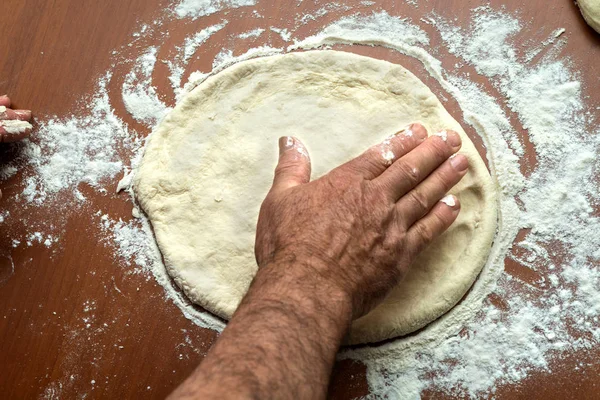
1;0;597;398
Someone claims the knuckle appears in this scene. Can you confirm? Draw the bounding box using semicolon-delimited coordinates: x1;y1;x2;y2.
397;162;420;187
435;167;458;191
345;152;385;179
275;160;308;180
432;208;452;228
430;139;450;160
415;222;435;244
359;149;386;173
364;154;384;172
275;160;298;175
408;189;429;212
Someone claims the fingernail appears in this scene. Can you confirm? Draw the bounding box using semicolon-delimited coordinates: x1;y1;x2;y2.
442;130;461;147
395;125;412;139
440;195;457;208
450;154;469;171
279;136;294;155
409;123;428;141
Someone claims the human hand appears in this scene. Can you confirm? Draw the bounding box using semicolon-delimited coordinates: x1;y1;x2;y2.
0;95;33;200
255;124;469;318
0;95;33;143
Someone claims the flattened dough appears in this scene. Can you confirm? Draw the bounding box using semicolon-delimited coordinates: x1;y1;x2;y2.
578;0;600;33
134;51;497;344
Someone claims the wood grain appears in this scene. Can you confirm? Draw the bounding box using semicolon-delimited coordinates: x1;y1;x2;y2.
0;0;598;398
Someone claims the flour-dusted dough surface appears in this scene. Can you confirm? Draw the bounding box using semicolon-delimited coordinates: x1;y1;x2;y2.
578;0;600;33
134;51;497;344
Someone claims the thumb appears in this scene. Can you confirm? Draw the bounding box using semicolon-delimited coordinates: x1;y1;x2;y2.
271;136;312;192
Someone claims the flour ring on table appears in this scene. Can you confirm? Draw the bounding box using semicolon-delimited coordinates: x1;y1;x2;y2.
133;50;498;345
577;0;600;33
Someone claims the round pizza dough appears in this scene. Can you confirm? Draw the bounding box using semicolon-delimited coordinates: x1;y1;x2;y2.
134;50;497;344
578;0;600;33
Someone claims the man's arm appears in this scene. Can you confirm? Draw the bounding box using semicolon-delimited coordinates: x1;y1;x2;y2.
170;124;469;399
171;261;352;399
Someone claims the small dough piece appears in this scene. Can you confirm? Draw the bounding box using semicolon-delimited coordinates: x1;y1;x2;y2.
578;0;600;33
134;51;497;344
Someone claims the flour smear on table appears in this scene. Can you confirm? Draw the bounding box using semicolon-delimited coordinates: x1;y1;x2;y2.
1;1;598;398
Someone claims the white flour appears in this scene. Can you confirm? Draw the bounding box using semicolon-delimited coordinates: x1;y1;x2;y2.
270;27;292;41
174;0;257;19
1;1;598;398
238;28;265;39
122;47;172;124
167;21;229;95
17;74;138;205
0;119;33;135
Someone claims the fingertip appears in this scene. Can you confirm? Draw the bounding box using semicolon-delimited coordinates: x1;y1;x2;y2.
278;136;294;156
273;136;311;191
406;123;428;141
449;153;469;173
434;129;461;149
278;136;310;160
440;195;461;219
440;194;458;207
0;95;10;107
15;110;32;121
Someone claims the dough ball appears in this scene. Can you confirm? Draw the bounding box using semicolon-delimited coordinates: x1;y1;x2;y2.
578;0;600;33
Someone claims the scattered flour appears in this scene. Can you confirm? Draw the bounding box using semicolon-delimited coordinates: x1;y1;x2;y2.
174;0;257;19
20;74;133;205
238;28;265;39
98;213;225;332
26;232;57;247
290;11;430;51
122;47;171;124
295;2;353;25
2;1;599;398
0;164;18;180
270;27;292;42
167;21;229;96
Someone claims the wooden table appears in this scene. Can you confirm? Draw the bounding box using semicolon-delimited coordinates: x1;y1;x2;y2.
1;0;598;398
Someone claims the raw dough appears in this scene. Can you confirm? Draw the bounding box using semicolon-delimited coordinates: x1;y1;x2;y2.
578;0;600;33
134;51;497;344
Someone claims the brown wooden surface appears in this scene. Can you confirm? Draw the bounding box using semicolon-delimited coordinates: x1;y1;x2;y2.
1;0;599;399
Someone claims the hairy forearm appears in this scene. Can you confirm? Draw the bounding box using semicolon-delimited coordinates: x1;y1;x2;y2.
170;260;353;400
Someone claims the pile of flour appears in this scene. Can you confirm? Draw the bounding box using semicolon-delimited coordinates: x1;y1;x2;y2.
1;1;598;398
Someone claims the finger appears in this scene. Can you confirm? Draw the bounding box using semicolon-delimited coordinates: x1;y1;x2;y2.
271;136;312;193
375;130;462;201
405;194;461;256
0;107;32;121
397;153;469;226
0;123;32;142
342;123;428;180
0;95;10;108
